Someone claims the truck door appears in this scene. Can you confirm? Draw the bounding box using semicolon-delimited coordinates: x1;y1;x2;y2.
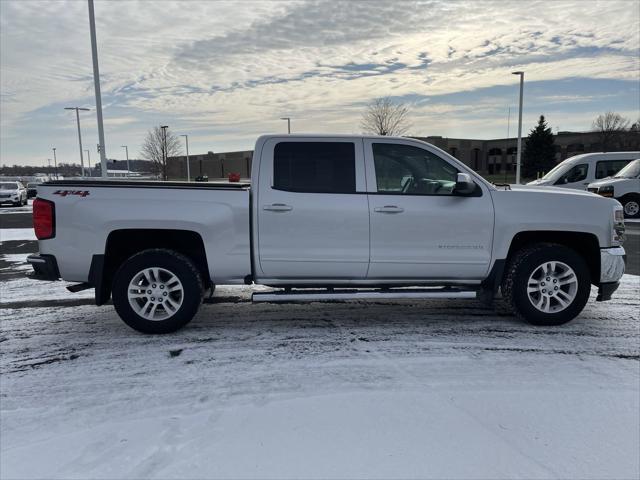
256;138;369;279
364;139;494;280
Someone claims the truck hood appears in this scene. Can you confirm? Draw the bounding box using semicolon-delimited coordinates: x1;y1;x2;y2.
587;177;629;189
526;178;554;186
508;184;599;199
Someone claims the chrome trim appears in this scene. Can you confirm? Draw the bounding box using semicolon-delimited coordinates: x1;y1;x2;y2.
26;257;47;264
600;247;625;283
253;289;477;303
257;278;483;286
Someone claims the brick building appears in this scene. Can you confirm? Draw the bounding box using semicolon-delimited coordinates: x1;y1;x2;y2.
415;130;639;176
167;150;253;180
167;130;639;180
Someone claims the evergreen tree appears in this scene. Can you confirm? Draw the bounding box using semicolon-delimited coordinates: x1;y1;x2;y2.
522;115;556;178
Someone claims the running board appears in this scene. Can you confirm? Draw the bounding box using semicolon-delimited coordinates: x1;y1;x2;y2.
252;288;477;303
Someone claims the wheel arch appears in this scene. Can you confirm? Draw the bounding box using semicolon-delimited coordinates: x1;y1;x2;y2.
504;231;600;285
94;228;211;305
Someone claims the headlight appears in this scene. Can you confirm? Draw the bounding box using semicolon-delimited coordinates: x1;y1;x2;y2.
613;207;625;245
598;185;614;197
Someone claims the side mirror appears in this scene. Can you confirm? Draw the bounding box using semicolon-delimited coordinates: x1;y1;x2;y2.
454;172;476;195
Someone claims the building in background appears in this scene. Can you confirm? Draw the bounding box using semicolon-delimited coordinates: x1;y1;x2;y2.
167;130;639;180
167;150;253;180
415;130;639;177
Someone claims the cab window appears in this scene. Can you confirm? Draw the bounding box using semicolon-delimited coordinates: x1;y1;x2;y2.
373;143;458;195
273;142;356;194
555;164;588;184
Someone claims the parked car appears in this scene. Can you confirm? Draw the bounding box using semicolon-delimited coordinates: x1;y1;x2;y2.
26;182;40;198
0;181;28;206
28;135;626;333
527;152;639;190
588;159;640;218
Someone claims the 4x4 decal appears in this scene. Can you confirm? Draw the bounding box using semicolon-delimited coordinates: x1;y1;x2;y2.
53;190;90;197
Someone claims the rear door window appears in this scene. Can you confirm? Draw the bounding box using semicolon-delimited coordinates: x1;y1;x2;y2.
273;142;356;194
595;159;632;179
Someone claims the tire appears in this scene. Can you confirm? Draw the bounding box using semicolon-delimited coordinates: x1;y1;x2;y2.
501;243;591;326
112;249;203;334
619;194;640;219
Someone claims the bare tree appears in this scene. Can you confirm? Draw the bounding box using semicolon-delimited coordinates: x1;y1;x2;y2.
140;126;181;180
360;97;411;136
592;111;630;151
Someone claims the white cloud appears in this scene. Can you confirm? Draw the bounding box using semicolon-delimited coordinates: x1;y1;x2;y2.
1;0;639;164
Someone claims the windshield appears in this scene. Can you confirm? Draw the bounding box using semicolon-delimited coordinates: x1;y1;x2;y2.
540;162;570;180
0;182;18;190
614;159;640;178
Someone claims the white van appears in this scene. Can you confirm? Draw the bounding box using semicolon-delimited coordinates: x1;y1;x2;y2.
588;159;640;218
527;152;639;190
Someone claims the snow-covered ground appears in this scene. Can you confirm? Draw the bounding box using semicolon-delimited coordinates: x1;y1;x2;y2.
0;200;33;215
1;253;639;479
0;228;36;243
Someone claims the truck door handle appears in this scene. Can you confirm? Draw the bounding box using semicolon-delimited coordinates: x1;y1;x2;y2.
374;205;404;214
263;203;293;212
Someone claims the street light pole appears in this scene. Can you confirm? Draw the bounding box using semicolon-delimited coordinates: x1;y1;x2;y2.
180;134;190;181
512;71;524;184
280;117;291;134
88;0;108;178
160;125;168;180
52;147;58;179
85;150;91;176
121;145;129;177
65;107;90;176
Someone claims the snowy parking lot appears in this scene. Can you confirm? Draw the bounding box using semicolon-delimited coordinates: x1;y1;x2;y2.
1;243;639;479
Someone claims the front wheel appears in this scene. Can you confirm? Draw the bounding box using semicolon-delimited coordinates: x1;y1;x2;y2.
620;194;640;219
502;244;591;326
112;249;203;333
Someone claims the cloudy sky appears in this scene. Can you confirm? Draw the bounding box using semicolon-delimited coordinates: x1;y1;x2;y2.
1;0;639;166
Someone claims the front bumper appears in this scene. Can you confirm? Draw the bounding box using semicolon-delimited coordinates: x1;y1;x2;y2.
26;254;60;281
597;247;625;301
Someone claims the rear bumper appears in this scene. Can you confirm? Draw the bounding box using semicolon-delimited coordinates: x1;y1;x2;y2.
26;254;60;281
597;247;625;301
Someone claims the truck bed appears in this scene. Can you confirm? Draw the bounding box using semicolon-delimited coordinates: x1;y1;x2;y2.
35;179;252;284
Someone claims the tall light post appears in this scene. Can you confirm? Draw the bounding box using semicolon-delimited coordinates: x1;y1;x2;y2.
121;145;129;177
52;147;58;179
280;117;291;134
47;158;52;177
512;71;524;184
88;0;108;178
85;149;91;176
160;125;168;180
65;107;90;176
180;134;190;181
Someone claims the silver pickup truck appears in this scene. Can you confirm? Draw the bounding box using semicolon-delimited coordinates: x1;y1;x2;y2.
28;135;626;333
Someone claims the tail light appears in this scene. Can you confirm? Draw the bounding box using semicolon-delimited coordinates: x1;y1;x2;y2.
33;198;55;240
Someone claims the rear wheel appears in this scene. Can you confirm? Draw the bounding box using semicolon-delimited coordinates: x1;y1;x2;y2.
112;249;203;333
502;244;591;326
